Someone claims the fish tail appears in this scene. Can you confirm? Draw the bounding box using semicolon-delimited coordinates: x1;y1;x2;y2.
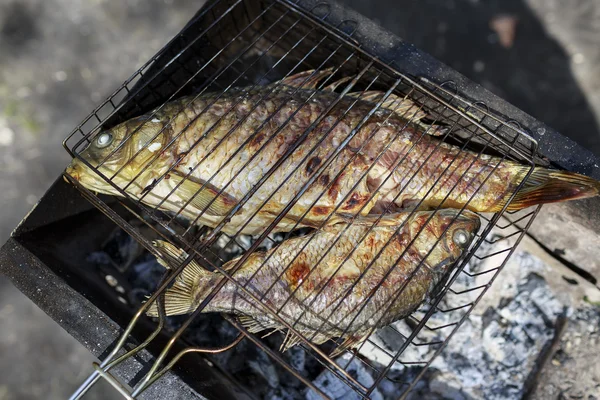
498;167;600;211
146;240;210;317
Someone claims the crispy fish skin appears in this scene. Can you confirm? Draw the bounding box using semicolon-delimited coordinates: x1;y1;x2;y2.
147;209;480;352
66;69;600;234
366;136;600;213
67;72;382;235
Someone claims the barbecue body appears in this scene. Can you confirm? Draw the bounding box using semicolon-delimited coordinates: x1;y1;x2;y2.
66;69;600;235
147;209;480;352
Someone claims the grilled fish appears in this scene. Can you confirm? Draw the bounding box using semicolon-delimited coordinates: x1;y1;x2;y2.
147;209;480;353
66;69;600;235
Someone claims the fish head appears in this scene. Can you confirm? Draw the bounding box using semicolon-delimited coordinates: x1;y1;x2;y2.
65;116;169;195
411;209;481;273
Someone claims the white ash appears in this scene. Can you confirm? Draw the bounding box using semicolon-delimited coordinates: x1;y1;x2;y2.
358;234;566;399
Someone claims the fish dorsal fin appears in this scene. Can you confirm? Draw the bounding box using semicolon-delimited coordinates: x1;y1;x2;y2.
324;76;353;92
345;91;448;136
346;91;429;121
330;333;370;358
237;314;282;335
168;171;239;216
280;329;304;352
277;68;335;89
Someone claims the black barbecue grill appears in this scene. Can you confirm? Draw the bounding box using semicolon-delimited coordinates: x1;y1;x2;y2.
2;0;597;399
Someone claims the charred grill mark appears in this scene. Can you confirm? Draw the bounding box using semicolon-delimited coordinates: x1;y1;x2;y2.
142;179;158;195
286;261;311;290
311;206;332;216
396;230;412;247
328;172;344;200
423;220;437;237
174;151;189;168
306;156;321;175
318;174;330;186
249;131;265;148
342;192;370;210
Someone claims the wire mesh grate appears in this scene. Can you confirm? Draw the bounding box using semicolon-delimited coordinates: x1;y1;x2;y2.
62;0;541;398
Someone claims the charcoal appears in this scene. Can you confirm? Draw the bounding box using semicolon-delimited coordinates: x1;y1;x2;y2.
306;354;383;400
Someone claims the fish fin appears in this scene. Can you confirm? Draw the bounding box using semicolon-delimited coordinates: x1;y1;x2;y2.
146;285;198;317
324;76;353;92
238;315;270;334
219;257;238;273
261;328;282;339
278;68;334;89
146;241;209;317
330;333;369;358
416;122;449;137
169;171;239;216
238;315;284;339
346;91;450;136
152;240;206;282
346;91;429;121
493;167;600;212
280;329;304;352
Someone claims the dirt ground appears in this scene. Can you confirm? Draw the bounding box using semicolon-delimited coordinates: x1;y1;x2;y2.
1;0;600;398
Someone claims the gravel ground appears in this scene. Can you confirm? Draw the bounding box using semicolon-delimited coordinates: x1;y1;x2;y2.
1;0;599;398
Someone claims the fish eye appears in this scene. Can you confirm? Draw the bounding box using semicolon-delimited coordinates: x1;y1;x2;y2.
95;132;113;148
452;229;470;247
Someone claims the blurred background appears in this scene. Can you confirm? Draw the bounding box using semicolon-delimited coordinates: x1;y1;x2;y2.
1;0;599;398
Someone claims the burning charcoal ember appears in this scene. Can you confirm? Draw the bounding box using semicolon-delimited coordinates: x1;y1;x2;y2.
306;354;383;400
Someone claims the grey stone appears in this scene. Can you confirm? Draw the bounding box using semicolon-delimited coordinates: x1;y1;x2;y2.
530;306;600;400
525;200;600;283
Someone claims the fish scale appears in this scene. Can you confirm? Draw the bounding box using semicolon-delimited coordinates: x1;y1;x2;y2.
147;209;481;353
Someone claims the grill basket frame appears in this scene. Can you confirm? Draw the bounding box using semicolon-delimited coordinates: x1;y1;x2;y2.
9;0;558;399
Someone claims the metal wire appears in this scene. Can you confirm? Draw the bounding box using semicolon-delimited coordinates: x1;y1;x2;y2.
62;0;543;398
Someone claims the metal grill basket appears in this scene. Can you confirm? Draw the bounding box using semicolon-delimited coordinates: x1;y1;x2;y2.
59;0;544;398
